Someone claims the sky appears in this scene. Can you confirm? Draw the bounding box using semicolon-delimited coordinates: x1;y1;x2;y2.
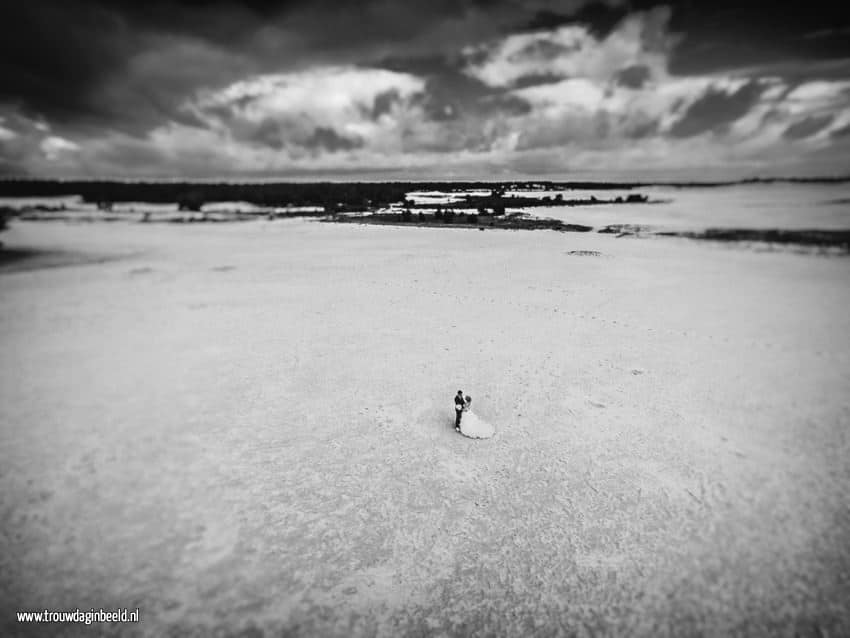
1;0;849;180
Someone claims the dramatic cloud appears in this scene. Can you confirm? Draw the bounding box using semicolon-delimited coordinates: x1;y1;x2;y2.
187;67;425;155
0;124;17;143
463;7;673;89
1;0;849;178
783;115;836;140
615;65;652;89
39;136;80;160
668;81;766;138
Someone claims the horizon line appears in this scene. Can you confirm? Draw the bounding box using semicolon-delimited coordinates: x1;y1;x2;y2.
2;175;850;187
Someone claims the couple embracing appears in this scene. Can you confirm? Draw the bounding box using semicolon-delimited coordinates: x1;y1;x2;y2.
454;390;495;439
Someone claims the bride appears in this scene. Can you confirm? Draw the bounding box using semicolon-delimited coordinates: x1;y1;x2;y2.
458;395;495;439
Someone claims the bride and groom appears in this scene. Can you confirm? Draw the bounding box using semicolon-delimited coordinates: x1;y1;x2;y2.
454;390;495;439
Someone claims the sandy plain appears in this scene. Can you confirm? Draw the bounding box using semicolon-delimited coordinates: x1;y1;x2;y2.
1;218;849;637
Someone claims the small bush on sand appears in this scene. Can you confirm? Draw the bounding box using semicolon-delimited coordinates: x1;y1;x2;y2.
0;207;11;234
177;191;205;212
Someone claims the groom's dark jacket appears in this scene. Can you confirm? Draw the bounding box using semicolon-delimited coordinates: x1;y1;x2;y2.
454;395;465;425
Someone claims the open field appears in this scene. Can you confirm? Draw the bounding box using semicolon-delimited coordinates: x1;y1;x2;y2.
1;219;849;637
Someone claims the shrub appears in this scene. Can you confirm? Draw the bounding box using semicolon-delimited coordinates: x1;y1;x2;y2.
401;208;412;222
177;191;205;212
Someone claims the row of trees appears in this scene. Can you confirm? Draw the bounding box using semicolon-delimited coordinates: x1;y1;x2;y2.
0;180;652;219
0;207;9;248
399;209;484;224
0;180;659;210
0;180;550;209
0;181;417;209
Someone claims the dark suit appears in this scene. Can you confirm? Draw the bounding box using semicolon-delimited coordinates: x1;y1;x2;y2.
454;394;465;427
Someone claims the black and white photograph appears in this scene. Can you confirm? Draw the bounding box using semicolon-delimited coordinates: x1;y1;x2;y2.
1;0;849;635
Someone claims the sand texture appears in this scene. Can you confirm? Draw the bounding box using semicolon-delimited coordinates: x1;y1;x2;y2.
1;220;849;637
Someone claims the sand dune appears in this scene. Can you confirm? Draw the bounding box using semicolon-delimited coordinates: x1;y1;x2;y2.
1;219;848;636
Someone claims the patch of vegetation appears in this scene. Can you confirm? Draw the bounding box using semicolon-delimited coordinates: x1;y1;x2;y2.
0;206;12;247
177;191;206;212
656;228;850;250
327;213;593;233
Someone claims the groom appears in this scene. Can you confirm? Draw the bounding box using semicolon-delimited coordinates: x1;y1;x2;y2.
454;390;465;431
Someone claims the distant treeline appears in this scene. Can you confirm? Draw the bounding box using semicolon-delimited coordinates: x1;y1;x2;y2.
0;176;846;209
0;180;649;212
0;181;418;210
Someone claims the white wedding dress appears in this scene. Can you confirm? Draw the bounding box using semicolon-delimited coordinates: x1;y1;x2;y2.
459;408;495;439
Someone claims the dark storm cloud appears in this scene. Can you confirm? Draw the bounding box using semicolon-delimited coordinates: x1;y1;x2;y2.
413;75;532;123
369;90;402;120
0;0;272;136
303;127;363;152
505;0;848;78
669;81;766;138
783;115;835;140
383;55;532;122
615;65;651;89
212;104;364;152
244;118;286;150
513;38;579;61
521;2;629;37
624;118;659;139
656;0;850;75
830;123;850;139
510;72;568;89
0;2;137;126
